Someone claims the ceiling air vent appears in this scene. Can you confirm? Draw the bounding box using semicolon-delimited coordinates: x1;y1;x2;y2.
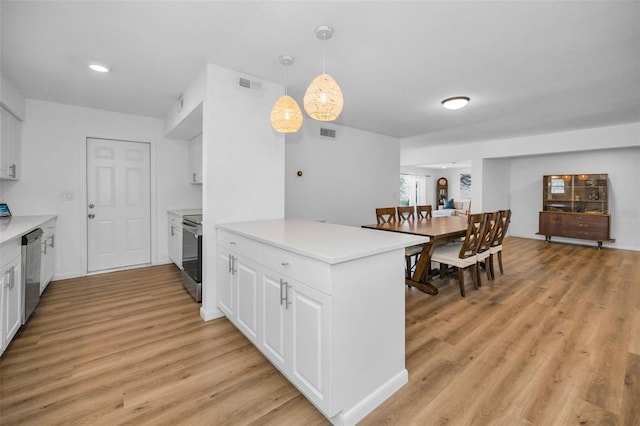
237;76;262;93
320;128;336;138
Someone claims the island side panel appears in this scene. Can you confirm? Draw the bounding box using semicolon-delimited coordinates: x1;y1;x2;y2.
330;248;407;417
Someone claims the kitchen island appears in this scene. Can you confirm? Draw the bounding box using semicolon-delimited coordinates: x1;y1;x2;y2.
216;219;427;425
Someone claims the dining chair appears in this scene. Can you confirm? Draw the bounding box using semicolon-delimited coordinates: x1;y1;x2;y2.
431;213;488;297
476;211;500;282
375;207;397;224
416;205;433;219
396;206;415;221
395;206;424;280
488;209;512;278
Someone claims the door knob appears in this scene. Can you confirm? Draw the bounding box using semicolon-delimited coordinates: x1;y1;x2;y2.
88;203;95;209
88;214;95;219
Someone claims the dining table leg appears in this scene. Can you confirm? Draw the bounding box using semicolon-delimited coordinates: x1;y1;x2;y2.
405;241;438;295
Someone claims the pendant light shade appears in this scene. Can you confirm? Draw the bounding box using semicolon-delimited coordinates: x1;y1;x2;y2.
304;25;344;122
304;73;343;121
270;94;303;133
270;55;303;133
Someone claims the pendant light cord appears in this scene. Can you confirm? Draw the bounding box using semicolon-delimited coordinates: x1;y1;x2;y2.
322;34;326;74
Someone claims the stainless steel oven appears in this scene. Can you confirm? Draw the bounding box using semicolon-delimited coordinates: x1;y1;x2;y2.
181;214;202;302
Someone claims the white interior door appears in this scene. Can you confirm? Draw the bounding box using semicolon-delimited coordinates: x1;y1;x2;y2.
87;138;151;273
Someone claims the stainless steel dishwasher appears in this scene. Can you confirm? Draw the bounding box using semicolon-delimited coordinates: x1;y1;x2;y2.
22;228;43;323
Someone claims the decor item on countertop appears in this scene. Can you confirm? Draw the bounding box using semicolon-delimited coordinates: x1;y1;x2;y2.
270;55;303;133
304;25;344;122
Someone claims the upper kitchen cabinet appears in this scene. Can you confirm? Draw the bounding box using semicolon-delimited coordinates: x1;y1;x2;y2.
188;133;203;184
0;105;22;180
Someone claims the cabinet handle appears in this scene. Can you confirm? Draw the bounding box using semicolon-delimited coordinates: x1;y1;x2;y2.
171;226;175;236
9;266;15;289
228;254;233;273
49;235;55;248
279;279;287;306
9;164;16;178
3;269;11;288
281;262;290;267
193;172;197;182
231;256;237;275
229;241;236;246
285;284;292;309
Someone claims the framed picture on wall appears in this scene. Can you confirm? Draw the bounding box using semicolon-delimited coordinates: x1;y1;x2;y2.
460;173;471;198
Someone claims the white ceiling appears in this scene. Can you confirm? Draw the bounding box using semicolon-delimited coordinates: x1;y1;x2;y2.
2;1;639;144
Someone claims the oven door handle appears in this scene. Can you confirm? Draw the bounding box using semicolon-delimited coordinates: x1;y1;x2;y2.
182;222;199;235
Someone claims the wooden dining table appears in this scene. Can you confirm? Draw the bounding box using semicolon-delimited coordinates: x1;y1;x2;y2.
362;215;469;295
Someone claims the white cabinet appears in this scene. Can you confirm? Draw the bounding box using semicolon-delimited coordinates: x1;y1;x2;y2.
40;218;56;294
1;239;22;355
168;213;183;268
0;105;21;180
188;133;202;184
217;222;414;424
261;267;330;409
217;231;260;345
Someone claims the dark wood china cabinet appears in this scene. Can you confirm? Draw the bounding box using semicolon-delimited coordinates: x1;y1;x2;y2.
537;173;614;248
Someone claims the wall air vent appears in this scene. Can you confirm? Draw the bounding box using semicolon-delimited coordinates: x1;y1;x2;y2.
320;128;336;138
238;76;262;93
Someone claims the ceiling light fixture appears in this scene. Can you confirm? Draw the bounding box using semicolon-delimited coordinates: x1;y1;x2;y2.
441;96;470;110
304;25;344;122
270;55;303;133
89;63;110;73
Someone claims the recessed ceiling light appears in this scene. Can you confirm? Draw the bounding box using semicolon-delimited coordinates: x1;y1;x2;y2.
89;64;110;73
441;96;470;110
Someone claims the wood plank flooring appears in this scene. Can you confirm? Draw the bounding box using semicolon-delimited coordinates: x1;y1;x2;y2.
1;237;639;425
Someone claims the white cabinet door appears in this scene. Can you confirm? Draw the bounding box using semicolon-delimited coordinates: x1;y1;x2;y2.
216;248;234;320
188;134;202;184
0;106;21;180
260;269;288;370
3;255;22;349
259;267;331;413
289;280;331;412
168;214;183;268
235;256;259;344
40;219;56;293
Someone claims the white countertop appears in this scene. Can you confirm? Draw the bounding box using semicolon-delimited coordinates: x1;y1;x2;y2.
168;209;202;217
0;215;57;245
217;219;428;264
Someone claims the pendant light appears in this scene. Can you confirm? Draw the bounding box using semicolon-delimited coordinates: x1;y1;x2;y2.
304;25;344;121
270;55;303;133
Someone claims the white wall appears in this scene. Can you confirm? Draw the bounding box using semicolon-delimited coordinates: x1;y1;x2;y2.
508;147;639;250
0;74;26;120
200;64;285;321
285;120;400;227
401;122;640;250
0;99;202;279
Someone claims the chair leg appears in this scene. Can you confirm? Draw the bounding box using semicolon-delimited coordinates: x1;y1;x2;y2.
405;257;411;279
498;251;504;274
485;259;492;281
474;263;481;288
458;267;466;297
489;254;495;279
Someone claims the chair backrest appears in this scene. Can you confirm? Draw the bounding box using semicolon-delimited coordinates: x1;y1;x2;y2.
376;207;397;224
416;205;432;219
396;206;415;221
478;211;500;253
457;213;488;259
491;209;512;247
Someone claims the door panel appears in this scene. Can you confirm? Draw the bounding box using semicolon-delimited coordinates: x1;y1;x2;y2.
87;138;150;272
261;271;287;369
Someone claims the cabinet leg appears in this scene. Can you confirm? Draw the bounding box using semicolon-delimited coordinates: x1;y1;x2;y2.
598;241;603;249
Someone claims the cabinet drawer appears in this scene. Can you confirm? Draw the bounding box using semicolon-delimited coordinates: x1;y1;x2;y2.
217;230;260;260
168;213;182;226
1;238;20;263
260;245;331;295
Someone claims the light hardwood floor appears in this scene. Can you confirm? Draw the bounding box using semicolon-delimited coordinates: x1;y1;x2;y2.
1;237;639;425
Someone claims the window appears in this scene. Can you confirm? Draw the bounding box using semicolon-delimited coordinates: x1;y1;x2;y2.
400;174;426;206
